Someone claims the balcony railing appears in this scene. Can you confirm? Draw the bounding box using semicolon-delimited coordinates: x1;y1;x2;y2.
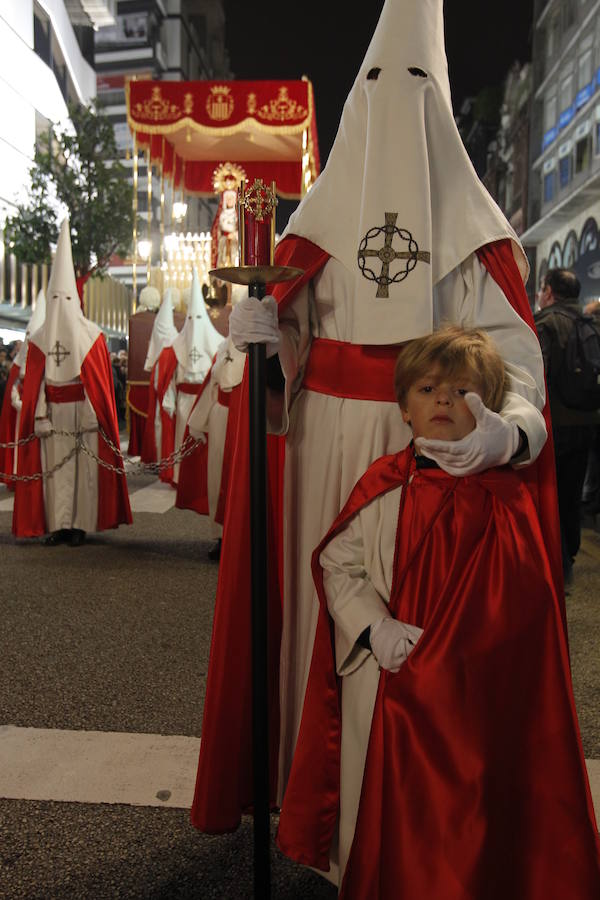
0;245;132;337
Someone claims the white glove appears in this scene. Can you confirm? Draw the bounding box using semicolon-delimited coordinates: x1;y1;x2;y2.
370;617;424;673
34;417;53;438
189;430;207;444
229;294;280;358
415;392;520;476
12;398;22;412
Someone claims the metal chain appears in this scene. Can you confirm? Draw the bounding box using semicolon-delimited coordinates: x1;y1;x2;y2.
0;428;204;481
0;432;38;449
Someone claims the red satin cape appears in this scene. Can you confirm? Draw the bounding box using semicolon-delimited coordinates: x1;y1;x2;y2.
13;337;132;537
0;362;21;490
189;237;561;839
174;367;212;516
278;448;600;898
141;347;177;483
190;235;329;832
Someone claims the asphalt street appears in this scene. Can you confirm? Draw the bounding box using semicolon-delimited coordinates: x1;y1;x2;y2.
0;469;598;899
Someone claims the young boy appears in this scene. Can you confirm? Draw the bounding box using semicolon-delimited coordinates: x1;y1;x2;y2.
277;325;600;899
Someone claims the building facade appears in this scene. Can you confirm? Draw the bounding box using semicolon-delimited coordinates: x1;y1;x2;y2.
483;62;532;241
0;0;103;222
522;0;600;303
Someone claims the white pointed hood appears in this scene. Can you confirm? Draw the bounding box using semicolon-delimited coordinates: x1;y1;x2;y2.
172;268;222;380
283;0;527;346
30;218;100;382
15;289;47;376
144;288;179;371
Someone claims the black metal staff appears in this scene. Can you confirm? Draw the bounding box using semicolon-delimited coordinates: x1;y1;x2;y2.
211;179;303;900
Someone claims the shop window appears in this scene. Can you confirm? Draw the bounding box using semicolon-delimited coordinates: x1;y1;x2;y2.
544;170;556;203
559;154;572;187
576;135;592;172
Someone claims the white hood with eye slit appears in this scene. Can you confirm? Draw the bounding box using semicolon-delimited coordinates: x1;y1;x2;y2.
283;0;527;346
29;219;101;383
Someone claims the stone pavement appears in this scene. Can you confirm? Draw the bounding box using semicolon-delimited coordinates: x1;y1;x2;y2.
0;472;598;899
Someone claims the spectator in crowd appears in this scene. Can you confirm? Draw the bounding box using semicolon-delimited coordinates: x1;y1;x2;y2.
110;352;126;429
581;299;600;515
534;269;600;585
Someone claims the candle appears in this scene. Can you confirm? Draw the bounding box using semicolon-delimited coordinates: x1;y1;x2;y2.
239;179;277;267
243;211;271;266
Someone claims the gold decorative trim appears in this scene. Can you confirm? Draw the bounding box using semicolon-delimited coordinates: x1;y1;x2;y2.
257;86;307;122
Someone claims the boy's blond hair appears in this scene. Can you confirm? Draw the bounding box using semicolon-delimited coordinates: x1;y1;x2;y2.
394;325;507;413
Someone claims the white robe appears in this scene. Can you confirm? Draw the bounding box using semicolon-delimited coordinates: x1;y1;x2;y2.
163;363;204;485
35;377;99;533
10;379;23;477
270;254;547;854
187;342;245;539
319;480;404;885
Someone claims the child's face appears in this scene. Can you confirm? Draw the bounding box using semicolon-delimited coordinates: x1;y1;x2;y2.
401;366;482;442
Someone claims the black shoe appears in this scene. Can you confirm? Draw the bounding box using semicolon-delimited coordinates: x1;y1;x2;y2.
44;529;70;546
208;539;222;561
69;529;86;547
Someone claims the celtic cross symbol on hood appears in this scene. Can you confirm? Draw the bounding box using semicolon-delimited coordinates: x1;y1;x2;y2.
358;213;431;298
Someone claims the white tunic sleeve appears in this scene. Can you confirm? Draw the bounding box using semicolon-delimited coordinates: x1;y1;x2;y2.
187;376;216;437
434;255;547;464
267;281;313;435
34;378;47;420
162;377;177;416
10;382;22;412
320;485;402;676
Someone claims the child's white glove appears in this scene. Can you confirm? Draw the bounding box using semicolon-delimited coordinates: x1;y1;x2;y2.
415;392;520;476
229;294;280;358
34;417;53;438
370;617;424;672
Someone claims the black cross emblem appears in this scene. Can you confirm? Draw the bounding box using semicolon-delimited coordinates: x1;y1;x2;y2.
225;350;233;363
49;341;70;366
357;213;431;298
188;346;202;365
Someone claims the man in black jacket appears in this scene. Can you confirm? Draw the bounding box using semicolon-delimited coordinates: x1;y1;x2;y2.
534;268;600;586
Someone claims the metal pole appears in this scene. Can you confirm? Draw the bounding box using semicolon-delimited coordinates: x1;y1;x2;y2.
248;277;271;900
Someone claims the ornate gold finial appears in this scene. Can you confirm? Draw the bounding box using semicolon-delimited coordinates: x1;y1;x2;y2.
240;179;278;223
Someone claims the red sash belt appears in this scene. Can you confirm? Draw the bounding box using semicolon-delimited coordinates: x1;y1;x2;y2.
45;383;86;403
177;382;203;395
302;338;400;402
217;388;231;408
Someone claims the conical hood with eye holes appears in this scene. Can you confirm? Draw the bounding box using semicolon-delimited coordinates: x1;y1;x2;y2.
29;219;101;383
172;268;222;380
15;289;47;376
144;288;179;372
282;0;527;346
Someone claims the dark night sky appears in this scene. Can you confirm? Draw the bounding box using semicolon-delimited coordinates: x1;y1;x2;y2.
224;0;534;166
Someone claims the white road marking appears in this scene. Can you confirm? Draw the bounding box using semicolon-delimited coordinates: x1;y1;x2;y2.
0;725;199;809
0;724;598;823
129;480;176;513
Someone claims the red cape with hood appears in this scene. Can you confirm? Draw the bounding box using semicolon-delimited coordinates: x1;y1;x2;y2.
141;346;178;484
277;446;600;898
0;362;21;491
190;235;562;835
174;365;212;516
13;337;132;537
